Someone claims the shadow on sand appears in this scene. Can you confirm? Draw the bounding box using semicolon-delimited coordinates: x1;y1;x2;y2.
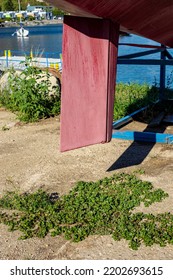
107;124;167;171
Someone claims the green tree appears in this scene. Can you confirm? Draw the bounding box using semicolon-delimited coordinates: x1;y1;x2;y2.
2;0;14;11
52;7;66;16
0;0;66;13
0;0;49;11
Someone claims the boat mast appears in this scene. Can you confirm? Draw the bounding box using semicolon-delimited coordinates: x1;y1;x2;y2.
18;0;21;12
18;0;22;25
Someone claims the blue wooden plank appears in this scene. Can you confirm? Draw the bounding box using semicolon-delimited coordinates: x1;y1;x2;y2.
112;130;173;144
113;105;148;129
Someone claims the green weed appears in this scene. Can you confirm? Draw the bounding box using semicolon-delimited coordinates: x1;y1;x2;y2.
114;83;159;120
0;69;161;123
0;172;172;250
0;57;61;122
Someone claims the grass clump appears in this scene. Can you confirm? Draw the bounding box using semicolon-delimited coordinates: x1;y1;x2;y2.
0;172;172;250
0;68;160;123
0;57;61;122
114;83;159;120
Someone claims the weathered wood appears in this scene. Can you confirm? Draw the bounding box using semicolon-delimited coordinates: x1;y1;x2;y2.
60;16;119;152
148;111;165;127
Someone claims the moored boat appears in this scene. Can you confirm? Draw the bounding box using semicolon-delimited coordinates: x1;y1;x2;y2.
16;26;29;37
15;0;29;37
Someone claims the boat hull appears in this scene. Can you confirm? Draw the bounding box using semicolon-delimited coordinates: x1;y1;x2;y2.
46;0;173;47
17;28;29;37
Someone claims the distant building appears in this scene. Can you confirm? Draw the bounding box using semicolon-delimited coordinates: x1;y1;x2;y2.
0;12;4;19
3;11;16;19
26;5;53;19
15;11;27;19
26;5;53;12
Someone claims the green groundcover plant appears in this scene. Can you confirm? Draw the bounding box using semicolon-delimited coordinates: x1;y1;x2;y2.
0;57;61;122
114;83;159;121
0;172;172;250
0;60;160;124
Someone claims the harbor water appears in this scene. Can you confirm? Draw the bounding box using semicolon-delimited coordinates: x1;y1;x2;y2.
0;23;173;86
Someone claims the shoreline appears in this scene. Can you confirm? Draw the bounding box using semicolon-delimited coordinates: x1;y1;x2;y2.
0;19;63;28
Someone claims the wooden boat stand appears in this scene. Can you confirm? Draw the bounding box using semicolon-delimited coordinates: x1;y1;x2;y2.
112;43;173;145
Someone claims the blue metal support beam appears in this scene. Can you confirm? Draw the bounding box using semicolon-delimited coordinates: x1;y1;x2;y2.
165;49;173;59
112;130;173;144
113;43;173;145
118;48;163;59
113;105;148;129
117;59;173;65
118;43;162;49
159;45;166;100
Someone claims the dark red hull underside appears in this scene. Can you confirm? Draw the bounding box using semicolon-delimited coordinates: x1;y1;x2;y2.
47;0;173;47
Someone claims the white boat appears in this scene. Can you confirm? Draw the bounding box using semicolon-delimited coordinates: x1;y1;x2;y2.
12;25;29;37
16;26;29;37
14;0;29;37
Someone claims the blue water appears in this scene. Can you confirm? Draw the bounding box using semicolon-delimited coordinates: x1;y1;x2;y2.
118;35;173;86
0;24;173;85
117;35;161;85
0;24;63;58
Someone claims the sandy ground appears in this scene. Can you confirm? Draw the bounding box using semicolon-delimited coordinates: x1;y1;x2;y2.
1;107;173;260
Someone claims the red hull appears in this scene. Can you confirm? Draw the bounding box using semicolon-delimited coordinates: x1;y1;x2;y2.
47;0;173;47
46;1;173;151
60;17;119;151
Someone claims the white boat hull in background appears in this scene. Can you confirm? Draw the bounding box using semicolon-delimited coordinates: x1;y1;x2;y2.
17;27;29;37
